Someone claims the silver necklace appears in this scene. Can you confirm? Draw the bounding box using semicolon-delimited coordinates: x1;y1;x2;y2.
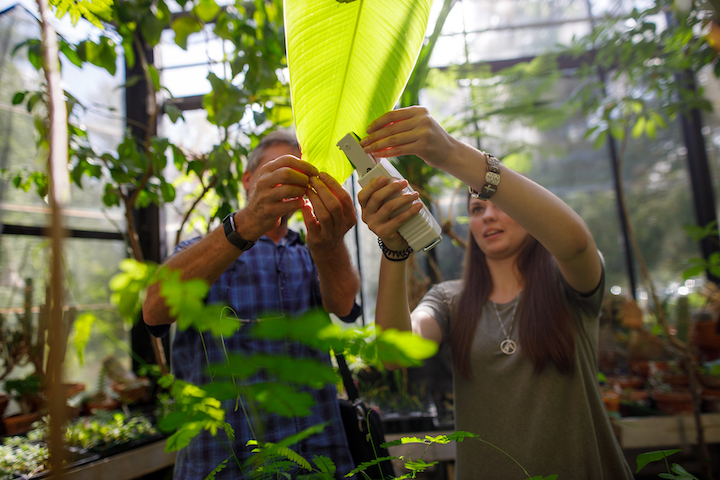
491;299;518;355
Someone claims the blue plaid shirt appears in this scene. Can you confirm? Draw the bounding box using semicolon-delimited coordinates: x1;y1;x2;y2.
168;230;356;479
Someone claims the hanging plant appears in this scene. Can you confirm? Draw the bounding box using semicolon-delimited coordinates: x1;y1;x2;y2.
284;0;434;182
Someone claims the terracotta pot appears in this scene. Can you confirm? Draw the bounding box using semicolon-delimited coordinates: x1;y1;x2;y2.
3;411;43;435
64;383;86;398
695;320;720;349
661;373;690;388
702;389;720;413
609;375;644;390
111;382;149;405
602;390;621;413
622;389;650;403
699;373;720;389
87;396;121;413
621;300;644;329
651;389;694;415
0;393;10;417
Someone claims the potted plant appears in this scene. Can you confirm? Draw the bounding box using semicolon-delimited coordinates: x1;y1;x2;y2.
647;368;694;416
3;374;44;435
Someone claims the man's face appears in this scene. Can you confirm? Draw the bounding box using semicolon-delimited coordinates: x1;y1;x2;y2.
242;143;303;197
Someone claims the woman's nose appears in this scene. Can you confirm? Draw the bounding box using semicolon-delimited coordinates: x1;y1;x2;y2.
483;204;497;220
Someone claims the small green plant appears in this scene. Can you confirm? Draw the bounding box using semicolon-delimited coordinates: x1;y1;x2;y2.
63;412;158;451
28;411;158;452
380;432;557;480
0;435;49;479
636;449;699;479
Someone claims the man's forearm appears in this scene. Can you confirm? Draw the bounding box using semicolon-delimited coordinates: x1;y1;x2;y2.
142;226;244;326
312;242;360;317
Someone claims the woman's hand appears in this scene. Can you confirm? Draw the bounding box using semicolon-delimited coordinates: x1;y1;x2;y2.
357;176;423;251
359;106;455;169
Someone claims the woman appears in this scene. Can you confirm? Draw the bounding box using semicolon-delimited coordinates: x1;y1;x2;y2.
357;106;633;479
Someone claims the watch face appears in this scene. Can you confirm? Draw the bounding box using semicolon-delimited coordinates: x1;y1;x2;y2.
485;171;501;185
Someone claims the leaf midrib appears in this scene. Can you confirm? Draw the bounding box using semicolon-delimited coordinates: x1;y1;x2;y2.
323;0;365;163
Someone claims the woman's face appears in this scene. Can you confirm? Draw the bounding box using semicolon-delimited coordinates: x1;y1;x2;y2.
468;198;529;261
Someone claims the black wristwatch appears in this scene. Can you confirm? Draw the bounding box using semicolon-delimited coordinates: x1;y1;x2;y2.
222;213;256;252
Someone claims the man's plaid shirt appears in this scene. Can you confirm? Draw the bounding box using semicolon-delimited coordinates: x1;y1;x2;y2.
167;230;356;479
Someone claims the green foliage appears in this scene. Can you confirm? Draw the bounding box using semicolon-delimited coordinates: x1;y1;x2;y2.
636;449;699;479
76;37;117;74
211;354;338;389
73;312;96;365
0;435;49;478
51;0;114;28
6;0;293;260
159;379;227;451
138;266;438;474
251;311;438;368
563;1;715;147
108;259;158;322
5;374;42;408
61;412;158;451
285;0;434;182
205;456;231;480
682;221;720;279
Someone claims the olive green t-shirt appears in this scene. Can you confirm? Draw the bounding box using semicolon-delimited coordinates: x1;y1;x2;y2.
414;265;633;480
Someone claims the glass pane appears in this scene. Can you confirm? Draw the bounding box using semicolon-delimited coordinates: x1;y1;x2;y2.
0;7;125;233
157;27;229;68
428;34;470;68
458;0;590;31
161;64;223;99
0;236;130;395
465;22;592;63
157;28;232;98
589;0;656;16
697;65;720;225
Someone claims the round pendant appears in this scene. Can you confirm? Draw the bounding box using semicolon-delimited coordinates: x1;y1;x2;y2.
500;339;517;355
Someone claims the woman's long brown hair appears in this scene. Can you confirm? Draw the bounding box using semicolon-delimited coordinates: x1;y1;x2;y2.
450;227;576;380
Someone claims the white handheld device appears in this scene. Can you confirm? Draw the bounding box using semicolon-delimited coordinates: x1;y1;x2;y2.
337;132;442;252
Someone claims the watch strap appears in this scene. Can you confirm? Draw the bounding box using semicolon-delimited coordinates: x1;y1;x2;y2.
222;213;256;252
469;152;501;200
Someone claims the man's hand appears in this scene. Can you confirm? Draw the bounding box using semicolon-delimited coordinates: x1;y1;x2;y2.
302;172;357;251
236;155;318;241
303;172;359;317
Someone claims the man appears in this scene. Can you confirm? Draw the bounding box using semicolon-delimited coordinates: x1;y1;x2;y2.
142;130;361;479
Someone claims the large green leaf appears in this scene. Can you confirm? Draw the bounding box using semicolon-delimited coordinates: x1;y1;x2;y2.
285;0;433;182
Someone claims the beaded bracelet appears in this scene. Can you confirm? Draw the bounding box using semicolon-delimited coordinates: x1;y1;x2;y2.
378;238;413;261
